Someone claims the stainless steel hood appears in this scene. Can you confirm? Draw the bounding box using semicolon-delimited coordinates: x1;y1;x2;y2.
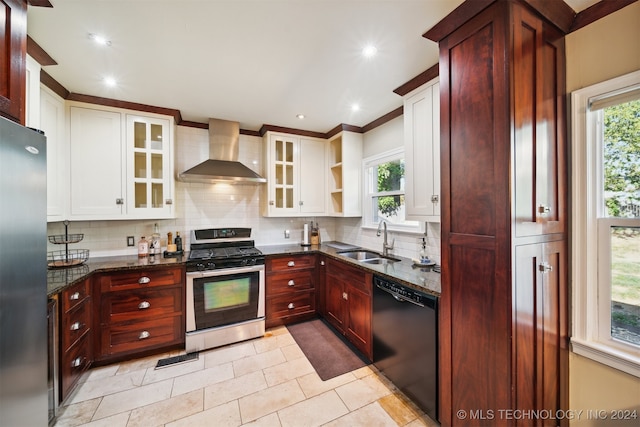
178;118;266;184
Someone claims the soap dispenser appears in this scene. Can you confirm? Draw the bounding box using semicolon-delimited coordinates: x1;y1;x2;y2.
419;237;429;263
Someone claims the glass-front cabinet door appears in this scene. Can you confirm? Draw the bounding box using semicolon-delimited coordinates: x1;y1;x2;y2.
268;134;298;215
127;115;174;218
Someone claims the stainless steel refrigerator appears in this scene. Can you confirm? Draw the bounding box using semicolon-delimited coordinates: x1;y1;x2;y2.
0;116;48;426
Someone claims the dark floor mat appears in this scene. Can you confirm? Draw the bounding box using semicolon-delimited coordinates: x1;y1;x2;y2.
287;318;369;381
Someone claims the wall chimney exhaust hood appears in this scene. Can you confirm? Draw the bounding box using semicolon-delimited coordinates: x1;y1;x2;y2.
178;118;266;184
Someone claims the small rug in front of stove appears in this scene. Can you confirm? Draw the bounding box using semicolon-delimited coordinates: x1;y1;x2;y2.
286;318;369;381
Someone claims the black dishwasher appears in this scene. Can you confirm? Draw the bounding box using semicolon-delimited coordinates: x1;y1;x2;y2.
373;275;438;421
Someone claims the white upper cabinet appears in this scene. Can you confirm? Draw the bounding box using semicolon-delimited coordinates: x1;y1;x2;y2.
327;131;362;217
41;86;68;221
126;114;174;219
404;78;440;221
68;103;175;220
263;132;326;217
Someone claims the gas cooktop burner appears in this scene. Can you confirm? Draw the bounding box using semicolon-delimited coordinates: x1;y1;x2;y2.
188;246;263;261
186;227;264;272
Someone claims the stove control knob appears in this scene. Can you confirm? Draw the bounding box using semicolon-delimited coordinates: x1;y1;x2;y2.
196;263;205;271
241;258;248;266
206;262;216;270
247;258;256;266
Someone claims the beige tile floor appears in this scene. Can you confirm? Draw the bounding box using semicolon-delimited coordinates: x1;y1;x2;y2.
54;326;439;427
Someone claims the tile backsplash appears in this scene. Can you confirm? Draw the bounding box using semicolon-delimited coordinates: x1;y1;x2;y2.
47;125;441;262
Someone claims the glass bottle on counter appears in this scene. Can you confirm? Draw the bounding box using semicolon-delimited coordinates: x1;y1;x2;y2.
138;236;149;257
175;232;183;252
151;223;161;255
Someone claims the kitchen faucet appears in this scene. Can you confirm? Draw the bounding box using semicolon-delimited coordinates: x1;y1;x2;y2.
376;220;395;257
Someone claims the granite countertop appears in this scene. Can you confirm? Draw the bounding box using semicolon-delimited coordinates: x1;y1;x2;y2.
47;253;186;296
47;241;441;298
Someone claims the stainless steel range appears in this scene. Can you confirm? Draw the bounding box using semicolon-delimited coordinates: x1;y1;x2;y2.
185;228;265;353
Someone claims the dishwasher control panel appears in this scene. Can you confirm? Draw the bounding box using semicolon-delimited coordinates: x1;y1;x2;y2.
374;276;436;308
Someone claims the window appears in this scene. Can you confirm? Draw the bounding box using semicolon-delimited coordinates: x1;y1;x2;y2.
571;70;640;377
362;148;422;232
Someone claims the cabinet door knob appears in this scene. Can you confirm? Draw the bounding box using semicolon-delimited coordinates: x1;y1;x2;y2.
165;199;173;205
139;331;150;340
287;261;295;267
539;262;553;272
538;205;551;214
342;292;348;300
287;303;295;310
138;301;151;309
70;357;84;368
70;321;82;331
299;201;304;206
269;200;275;206
69;292;80;301
320;260;325;266
138;276;151;285
431;195;439;204
288;280;295;287
116;198;124;205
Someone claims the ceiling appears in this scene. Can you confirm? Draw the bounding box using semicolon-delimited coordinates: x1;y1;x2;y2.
27;0;599;133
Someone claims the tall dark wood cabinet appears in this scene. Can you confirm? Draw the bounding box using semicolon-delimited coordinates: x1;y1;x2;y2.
424;1;569;425
0;0;27;124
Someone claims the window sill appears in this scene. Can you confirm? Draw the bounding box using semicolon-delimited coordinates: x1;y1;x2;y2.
571;337;640;378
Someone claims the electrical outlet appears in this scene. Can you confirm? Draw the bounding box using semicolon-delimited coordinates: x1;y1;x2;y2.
284;230;290;239
127;236;135;247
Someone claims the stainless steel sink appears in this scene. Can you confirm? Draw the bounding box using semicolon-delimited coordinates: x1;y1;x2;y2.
337;250;400;264
337;250;381;260
361;257;400;265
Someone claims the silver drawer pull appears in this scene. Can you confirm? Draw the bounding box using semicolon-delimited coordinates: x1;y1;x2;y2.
69;292;80;301
287;261;295;267
343;292;348;301
287;303;295;310
288;280;295;287
138;276;151;285
538;205;551;214
139;331;150;340
70;321;82;331
138;301;151;309
70;357;84;368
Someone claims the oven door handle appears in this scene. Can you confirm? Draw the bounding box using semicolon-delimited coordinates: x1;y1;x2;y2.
186;264;265;278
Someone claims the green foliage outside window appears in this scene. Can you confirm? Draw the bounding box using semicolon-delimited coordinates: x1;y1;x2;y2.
604;100;640;217
377;161;404;217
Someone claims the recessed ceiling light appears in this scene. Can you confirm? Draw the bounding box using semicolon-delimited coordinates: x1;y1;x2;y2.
362;45;377;58
88;33;111;46
103;77;117;87
351;104;360;112
296;114;305;119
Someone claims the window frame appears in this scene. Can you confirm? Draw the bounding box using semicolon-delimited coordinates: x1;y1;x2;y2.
361;148;424;233
571;70;640;378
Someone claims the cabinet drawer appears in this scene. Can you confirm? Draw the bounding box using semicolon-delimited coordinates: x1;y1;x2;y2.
267;270;315;295
62;279;90;313
99;267;183;292
100;316;182;356
266;290;316;321
267;255;316;271
102;287;182;323
61;301;91;352
60;333;91;401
